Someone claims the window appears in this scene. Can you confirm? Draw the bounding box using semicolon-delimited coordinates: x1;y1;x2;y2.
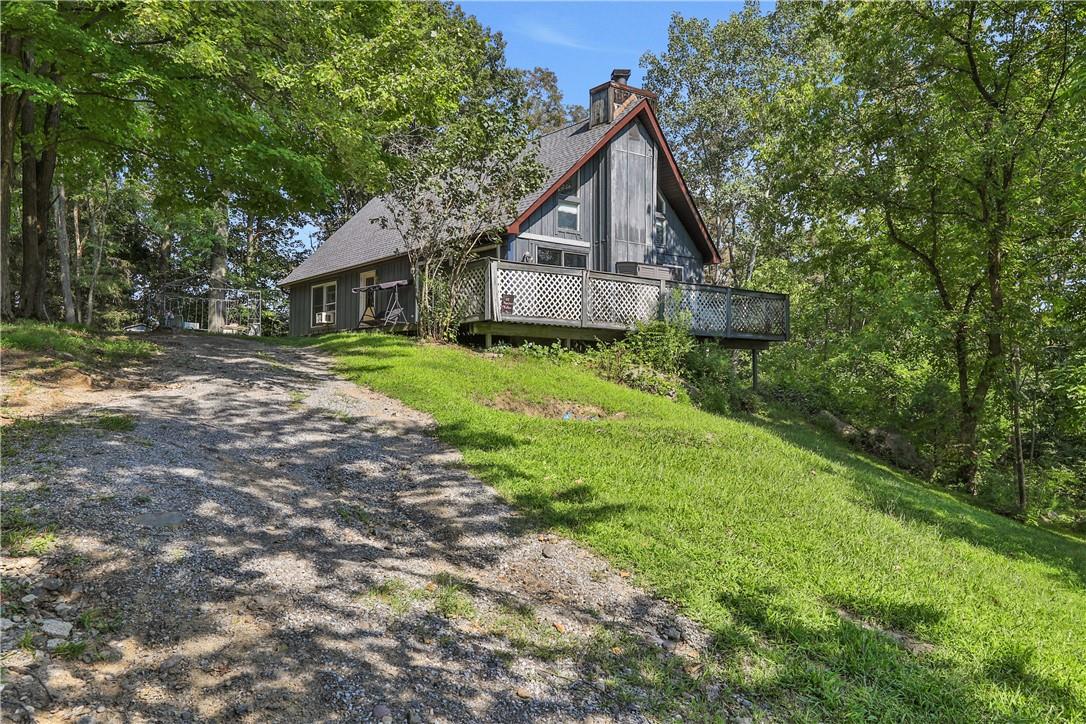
537;247;562;266
311;281;336;326
654;192;667;246
538;246;586;269
556;170;580;232
556;200;579;232
558;170;578;198
564;252;587;269
664;265;684;282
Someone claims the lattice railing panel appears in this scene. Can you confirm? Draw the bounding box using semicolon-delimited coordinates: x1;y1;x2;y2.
666;286;730;333
731;293;787;336
589;278;659;325
454;263;487;320
497;268;582;321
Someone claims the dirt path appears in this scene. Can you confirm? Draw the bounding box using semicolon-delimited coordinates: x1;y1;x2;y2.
1;335;737;723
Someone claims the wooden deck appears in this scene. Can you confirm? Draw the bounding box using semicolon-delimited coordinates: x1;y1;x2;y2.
456;259;789;343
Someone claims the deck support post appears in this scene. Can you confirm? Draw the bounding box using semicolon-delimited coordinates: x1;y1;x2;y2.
751;349;760;392
485;332;492;348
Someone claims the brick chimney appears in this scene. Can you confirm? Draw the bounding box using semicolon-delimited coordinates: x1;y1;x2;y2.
588;69;655;127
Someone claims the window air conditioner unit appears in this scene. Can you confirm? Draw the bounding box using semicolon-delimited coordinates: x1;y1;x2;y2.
315;312;334;324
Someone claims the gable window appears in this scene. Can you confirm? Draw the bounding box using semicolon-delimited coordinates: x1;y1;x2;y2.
311;281;336;326
556;201;579;232
556;169;580;232
538;246;586;269
654;192;667;246
558;170;579;198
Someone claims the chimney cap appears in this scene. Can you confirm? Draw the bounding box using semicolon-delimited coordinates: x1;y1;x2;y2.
610;68;631;85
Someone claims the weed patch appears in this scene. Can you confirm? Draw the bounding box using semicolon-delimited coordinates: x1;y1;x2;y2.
96;413;135;432
1;506;56;556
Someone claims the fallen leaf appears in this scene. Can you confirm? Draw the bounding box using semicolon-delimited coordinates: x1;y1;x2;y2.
553;623;566;633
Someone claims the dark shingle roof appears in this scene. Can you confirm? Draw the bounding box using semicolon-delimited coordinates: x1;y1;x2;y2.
280;107;637;287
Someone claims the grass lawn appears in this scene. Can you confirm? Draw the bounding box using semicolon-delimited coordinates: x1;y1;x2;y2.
0;320;156;369
292;333;1082;719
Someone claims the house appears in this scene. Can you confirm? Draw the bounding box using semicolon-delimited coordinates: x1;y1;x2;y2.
280;70;788;349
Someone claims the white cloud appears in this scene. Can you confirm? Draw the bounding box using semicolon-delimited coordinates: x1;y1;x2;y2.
516;19;596;50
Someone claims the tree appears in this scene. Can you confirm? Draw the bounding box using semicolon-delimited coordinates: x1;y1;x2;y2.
381;54;545;340
642;3;814;287
520;67;586;133
808;2;1082;490
2;1;500;324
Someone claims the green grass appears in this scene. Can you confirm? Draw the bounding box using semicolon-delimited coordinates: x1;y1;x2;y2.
51;640;87;660
95;413;136;432
276;332;1086;722
77;607;123;634
0;320;156;368
1;506;56;557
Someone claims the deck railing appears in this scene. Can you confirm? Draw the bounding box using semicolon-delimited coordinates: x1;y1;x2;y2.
458;259;789;340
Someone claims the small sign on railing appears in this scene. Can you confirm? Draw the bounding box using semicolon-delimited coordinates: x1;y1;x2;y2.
500;294;515;315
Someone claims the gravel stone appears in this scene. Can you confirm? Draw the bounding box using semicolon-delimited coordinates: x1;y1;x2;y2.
40;620;72;638
0;335;731;722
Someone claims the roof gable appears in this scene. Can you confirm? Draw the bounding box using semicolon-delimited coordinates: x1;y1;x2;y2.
280;97;719;287
508;99;720;265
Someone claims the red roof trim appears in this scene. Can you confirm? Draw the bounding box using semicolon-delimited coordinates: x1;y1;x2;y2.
507;100;719;265
639;102;720;264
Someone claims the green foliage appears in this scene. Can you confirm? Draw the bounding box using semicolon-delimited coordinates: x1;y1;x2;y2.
95;414;136;432
77;608;123;635
0;321;156;368
587;318;693;399
646;2;1085;506
0;506;56;557
275;332;1086;722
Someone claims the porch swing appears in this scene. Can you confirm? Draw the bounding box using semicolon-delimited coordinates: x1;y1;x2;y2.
353;279;412;329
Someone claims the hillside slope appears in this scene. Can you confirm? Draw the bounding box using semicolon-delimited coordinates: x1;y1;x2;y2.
290;332;1086;722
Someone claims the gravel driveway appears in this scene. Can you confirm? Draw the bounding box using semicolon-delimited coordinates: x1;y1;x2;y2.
1;335;733;723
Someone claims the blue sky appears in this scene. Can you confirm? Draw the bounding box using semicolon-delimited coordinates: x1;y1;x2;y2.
461;1;748;105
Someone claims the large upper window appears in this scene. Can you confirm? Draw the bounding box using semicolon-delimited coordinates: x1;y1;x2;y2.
556;170;580;232
556;201;580;232
311;281;336;326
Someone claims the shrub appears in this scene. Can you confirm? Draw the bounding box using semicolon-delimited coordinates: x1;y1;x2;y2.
586;319;693;400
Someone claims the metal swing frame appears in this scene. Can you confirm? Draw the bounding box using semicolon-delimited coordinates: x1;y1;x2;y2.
353;279;411;329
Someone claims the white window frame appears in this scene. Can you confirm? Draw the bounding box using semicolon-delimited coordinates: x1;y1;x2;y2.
556;200;580;233
311;281;337;327
663;264;684;282
556;170;580;233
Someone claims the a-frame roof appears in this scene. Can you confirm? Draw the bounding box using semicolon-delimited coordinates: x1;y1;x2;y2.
508;98;719;264
280;98;717;287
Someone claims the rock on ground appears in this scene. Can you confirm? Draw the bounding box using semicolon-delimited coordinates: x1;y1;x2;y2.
0;334;747;722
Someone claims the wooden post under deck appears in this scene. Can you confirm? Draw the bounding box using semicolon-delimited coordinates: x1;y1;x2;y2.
752;349;760;392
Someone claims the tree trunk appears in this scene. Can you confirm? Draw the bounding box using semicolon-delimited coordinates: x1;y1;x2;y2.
72;201;83;322
207;199;228;333
18;96;42;318
54;184;76;322
0;35;23;320
33;92;61;317
85;200;103;327
1011;347;1026;511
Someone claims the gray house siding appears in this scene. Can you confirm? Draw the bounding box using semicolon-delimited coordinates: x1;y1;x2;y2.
651;195;704;282
506;118;704;282
609;120;664;275
286;255;416;336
